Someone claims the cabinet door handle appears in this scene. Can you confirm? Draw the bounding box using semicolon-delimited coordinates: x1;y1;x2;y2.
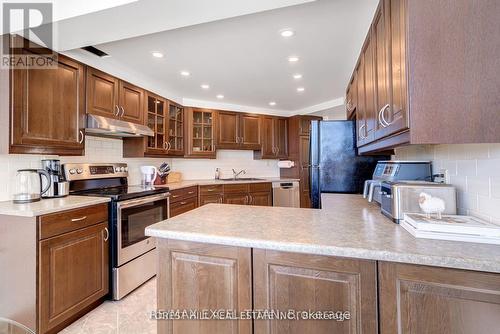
103;227;109;242
380;104;392;127
120;106;125;117
167;142;172;151
180;201;187;205
378;104;390;127
172;195;179;198
188;191;195;195
78;130;84;144
114;105;120;116
207;188;215;192
276;147;280;156
71;216;87;222
359;124;367;139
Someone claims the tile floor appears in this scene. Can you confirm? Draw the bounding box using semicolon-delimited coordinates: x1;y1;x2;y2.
60;278;157;334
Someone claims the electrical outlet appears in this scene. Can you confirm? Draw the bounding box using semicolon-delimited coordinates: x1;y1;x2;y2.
435;168;450;184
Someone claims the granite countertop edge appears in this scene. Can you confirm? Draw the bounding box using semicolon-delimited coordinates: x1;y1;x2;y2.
0;196;111;217
145;228;500;274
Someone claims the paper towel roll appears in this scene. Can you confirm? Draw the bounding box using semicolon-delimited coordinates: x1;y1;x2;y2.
278;160;295;168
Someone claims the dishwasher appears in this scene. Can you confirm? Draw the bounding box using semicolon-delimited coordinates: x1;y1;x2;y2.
272;181;300;207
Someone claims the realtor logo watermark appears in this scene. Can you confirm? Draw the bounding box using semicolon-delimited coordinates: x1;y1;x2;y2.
2;2;57;69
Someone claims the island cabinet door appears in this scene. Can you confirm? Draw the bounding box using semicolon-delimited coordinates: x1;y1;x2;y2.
156;239;252;334
379;262;500;334
253;250;378;334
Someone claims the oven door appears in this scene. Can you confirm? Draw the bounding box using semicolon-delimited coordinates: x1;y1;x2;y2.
116;193;169;266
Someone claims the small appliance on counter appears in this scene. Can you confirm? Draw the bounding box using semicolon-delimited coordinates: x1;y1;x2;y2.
363;161;432;205
380;181;457;223
140;165;158;186
41;159;69;198
12;169;51;203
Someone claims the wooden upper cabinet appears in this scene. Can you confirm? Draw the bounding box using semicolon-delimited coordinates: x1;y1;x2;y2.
167;102;185;156
119;81;144;124
362;32;376;145
240;114;261;149
274;117;288;159
385;0;409;137
255;116;288;159
87;68;144;125
217;111;240;149
352;0;499;153
86;67;119;118
253;250;378;334
10;52;85;156
217;111;261;150
379;262;500;334
185;108;216;158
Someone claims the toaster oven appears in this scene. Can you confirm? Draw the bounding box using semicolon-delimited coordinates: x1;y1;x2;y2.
380;181;457;223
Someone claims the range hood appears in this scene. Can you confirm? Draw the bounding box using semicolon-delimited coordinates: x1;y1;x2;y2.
86;114;154;137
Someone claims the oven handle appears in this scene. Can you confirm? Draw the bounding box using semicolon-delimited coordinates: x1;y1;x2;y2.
116;192;170;209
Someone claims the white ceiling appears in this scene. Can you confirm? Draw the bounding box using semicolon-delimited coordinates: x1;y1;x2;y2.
62;0;378;115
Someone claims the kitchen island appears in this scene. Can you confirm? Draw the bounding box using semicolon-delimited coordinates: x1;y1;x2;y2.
146;194;500;334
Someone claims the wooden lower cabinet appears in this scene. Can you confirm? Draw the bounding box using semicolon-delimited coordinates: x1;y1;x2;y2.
253;250;378;334
224;192;250;205
170;197;198;218
200;183;272;207
39;221;109;334
156;240;252;334
249;191;272;206
200;194;224;205
379;262;500;334
170;186;198;218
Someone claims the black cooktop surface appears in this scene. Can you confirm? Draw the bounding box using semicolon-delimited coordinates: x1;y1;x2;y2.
72;185;170;201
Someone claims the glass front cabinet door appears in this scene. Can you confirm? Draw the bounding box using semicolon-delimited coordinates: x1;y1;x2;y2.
186;108;216;158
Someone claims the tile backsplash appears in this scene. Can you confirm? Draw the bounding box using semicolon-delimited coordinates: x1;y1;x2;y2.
395;144;500;223
0;136;279;202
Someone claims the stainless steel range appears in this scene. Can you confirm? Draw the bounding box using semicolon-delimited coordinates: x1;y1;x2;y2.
63;163;170;300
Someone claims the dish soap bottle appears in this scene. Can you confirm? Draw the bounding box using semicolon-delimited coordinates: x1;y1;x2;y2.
215;168;220;180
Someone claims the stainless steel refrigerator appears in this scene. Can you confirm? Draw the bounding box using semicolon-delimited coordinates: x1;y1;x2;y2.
310;120;387;209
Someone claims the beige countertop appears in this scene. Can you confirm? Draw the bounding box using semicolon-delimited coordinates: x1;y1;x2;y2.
146;193;500;273
158;177;299;191
0;196;111;217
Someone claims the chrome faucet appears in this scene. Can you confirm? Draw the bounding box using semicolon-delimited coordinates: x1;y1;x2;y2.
232;169;246;179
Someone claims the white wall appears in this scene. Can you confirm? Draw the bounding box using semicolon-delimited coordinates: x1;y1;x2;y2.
394;144;500;223
0;136;279;201
308;104;347;120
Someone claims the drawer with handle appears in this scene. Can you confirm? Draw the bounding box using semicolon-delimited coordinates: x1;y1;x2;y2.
39;203;108;240
170;197;198;218
170;186;198;204
199;185;223;196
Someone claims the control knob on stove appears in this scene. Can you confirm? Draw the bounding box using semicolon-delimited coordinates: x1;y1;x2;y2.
120;167;125;172
69;169;76;175
115;167;120;172
76;168;83;174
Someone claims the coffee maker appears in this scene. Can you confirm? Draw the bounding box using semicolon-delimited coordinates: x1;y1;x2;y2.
41;159;69;198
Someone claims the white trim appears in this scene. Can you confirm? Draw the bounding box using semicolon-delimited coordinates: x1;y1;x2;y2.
182;98;290;116
292;97;345;115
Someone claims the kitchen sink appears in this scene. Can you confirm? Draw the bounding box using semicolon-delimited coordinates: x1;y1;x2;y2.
220;178;265;181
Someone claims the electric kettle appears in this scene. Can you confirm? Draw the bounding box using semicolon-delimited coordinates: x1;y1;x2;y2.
12;169;51;203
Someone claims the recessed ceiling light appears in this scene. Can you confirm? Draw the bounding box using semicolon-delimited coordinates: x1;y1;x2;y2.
201;84;210;89
216;94;224;99
293;74;303;79
297;87;305;92
269;102;277;106
151;51;164;58
180;71;190;77
280;29;295;38
288;56;299;63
